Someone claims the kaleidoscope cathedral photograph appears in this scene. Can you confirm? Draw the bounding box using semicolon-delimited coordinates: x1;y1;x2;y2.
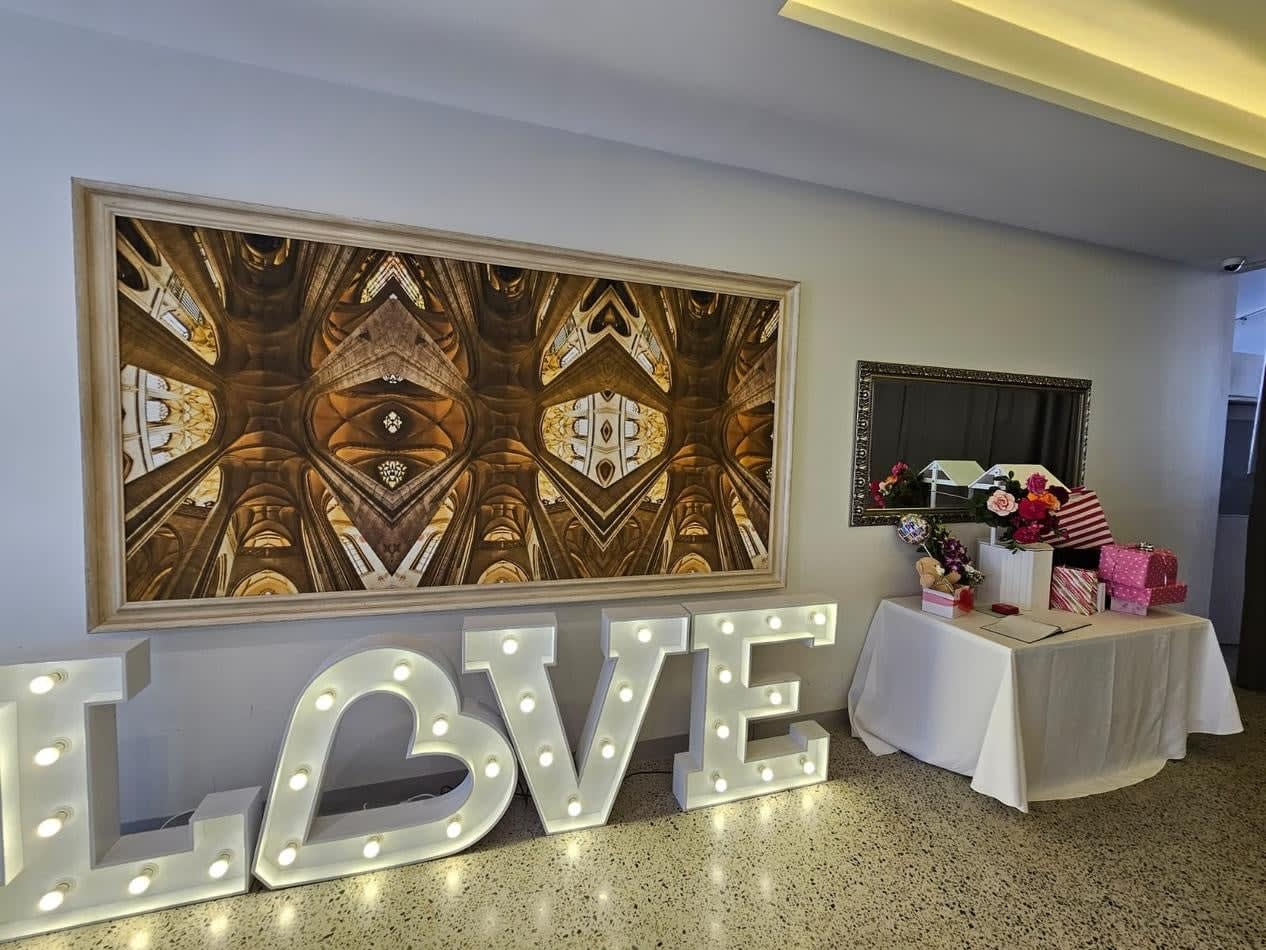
114;215;784;606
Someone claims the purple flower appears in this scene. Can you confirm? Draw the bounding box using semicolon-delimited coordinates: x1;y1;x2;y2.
1025;472;1048;494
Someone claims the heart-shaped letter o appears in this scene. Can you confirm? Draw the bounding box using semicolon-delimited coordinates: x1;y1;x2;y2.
253;636;517;888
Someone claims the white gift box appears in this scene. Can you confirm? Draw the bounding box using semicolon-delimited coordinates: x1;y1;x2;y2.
975;540;1054;611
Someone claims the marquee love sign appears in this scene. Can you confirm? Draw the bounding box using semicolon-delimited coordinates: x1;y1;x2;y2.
0;595;835;940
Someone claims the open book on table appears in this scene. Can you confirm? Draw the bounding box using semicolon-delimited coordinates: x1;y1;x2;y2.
982;610;1092;644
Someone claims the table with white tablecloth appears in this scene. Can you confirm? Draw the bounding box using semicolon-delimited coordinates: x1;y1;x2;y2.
848;597;1243;811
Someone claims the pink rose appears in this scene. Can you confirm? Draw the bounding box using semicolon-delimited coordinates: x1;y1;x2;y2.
1025;472;1048;494
986;489;1017;517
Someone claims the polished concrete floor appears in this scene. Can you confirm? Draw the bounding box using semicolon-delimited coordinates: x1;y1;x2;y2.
14;690;1264;950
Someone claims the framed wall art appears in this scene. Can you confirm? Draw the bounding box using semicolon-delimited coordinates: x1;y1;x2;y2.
74;182;799;630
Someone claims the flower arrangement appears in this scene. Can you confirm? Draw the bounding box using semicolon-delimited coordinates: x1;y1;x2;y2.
869;461;921;509
895;514;984;591
972;471;1067;547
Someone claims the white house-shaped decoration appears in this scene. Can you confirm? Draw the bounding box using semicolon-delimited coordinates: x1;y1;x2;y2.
969;464;1066;495
917;460;984;508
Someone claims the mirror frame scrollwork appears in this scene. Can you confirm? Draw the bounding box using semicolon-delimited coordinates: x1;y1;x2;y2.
850;360;1091;526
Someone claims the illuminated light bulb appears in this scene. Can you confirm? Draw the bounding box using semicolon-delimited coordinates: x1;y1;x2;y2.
768;688;784;707
501;637;519;656
800;756;817;776
538;747;554;768
38;883;70;912
431;716;449;737
445;817;462;839
719;620;735;635
392;661;412;683
484;757;501;779
617;683;634;703
714;721;731;740
767;616;783;630
288;768;310;792
36;809;70;838
314;690;336;712
34;740;68;767
127;867;155;896
811;610;827;626
29;671;63;695
599;739;616;760
362;837;382;859
519;692;536;714
636;626;652;643
277;843;299;867
207;852;232;880
759;764;774;783
711;772;728;794
717;667;732;685
566;797;582;818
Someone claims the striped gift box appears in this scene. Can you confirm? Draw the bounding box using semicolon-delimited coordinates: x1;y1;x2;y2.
1050;487;1114;549
1048;566;1103;615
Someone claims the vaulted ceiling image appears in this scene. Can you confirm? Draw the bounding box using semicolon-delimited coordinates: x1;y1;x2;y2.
116;217;780;600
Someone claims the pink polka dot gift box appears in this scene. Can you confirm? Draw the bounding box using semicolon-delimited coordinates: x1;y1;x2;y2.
1098;543;1186;615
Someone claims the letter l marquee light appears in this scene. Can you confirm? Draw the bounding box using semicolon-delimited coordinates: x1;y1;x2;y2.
0;640;262;942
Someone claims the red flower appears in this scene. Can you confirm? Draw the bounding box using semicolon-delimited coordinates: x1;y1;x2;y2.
1013;524;1042;544
1018;498;1048;522
891;461;909;476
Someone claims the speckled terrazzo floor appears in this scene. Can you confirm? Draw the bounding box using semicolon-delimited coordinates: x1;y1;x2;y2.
13;690;1265;950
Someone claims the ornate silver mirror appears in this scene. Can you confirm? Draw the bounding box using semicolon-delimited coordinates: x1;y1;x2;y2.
850;361;1091;526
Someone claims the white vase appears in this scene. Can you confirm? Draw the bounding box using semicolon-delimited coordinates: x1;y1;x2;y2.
975;540;1054;611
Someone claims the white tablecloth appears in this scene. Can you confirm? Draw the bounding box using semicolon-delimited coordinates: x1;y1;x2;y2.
848;597;1243;811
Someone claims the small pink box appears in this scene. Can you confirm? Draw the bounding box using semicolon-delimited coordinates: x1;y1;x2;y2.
1099;544;1179;589
1107;581;1188;611
1110;598;1149;617
922;588;968;619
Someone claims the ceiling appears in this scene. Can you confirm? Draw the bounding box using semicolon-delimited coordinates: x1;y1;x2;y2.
4;0;1266;268
782;0;1266;172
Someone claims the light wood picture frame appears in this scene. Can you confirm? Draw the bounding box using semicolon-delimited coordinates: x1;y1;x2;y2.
75;181;799;631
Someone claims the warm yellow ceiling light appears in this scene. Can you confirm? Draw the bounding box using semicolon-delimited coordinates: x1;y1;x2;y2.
780;0;1266;170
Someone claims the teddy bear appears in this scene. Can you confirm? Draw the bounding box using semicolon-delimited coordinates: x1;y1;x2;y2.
915;556;960;594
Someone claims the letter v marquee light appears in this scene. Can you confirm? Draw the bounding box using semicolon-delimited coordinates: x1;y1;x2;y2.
463;606;689;833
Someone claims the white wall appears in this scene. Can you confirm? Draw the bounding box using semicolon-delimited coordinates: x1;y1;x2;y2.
0;13;1237;821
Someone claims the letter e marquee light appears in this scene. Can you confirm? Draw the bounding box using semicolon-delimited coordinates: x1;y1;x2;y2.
0;641;263;941
673;596;836;810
